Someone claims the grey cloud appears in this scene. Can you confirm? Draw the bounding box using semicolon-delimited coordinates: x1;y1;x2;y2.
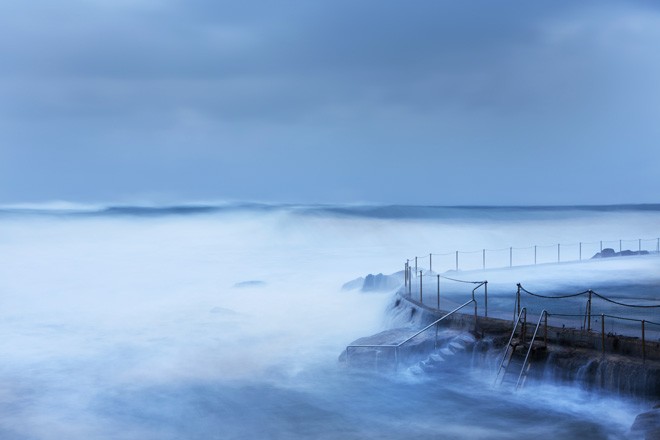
1;1;660;204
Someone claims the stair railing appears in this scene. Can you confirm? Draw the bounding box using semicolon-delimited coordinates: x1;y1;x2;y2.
346;298;477;368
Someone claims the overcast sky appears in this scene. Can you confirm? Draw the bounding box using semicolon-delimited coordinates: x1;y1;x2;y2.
1;0;659;205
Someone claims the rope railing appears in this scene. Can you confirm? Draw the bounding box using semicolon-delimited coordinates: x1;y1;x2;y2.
407;236;660;273
517;283;660;308
514;284;660;361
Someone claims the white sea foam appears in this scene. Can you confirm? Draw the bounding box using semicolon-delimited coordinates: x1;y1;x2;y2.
0;205;655;439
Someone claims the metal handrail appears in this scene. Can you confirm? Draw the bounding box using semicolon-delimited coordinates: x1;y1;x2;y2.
515;310;547;390
493;307;526;386
346;298;477;366
397;299;476;347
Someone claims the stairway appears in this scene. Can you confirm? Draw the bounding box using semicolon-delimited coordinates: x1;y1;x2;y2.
408;332;475;375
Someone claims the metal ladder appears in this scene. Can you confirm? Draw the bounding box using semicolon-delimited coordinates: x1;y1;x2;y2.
494;308;547;390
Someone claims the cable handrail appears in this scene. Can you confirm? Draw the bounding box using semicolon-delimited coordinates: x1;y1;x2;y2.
518;284;660;308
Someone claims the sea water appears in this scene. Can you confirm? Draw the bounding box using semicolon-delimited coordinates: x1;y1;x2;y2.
0;203;657;439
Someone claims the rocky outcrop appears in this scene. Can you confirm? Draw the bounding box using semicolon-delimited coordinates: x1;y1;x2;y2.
342;272;403;292
592;248;649;259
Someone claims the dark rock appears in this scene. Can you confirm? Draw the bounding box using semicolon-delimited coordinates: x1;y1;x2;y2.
631;408;660;439
592;248;650;259
362;273;401;292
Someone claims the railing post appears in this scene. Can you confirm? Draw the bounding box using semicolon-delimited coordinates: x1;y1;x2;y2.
419;271;423;303
455;251;459;272
579;242;582;261
405;261;408;288
484;281;488;318
600;240;603;253
521;309;527;342
639;238;641;253
642;320;646;363
408;267;411;296
482;249;486;270
436;275;440;310
544;312;548;348
429;253;432;272
587;290;592;332
509;247;512;267
557;243;560;263
415;257;417;275
619;239;622;253
534;246;537;265
516;284;521;320
601;314;605;354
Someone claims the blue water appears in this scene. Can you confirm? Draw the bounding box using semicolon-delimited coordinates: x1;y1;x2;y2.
0;203;656;439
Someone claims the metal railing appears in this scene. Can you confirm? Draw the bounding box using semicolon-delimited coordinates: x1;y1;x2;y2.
405;237;660;273
494;308;549;390
346;298;477;369
403;268;488;317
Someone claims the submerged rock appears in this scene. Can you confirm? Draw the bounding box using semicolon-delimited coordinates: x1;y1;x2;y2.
233;280;266;288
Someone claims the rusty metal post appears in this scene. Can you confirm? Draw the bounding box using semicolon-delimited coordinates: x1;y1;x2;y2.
642;320;646;363
436;274;440;310
419;271;423;303
601;314;605;354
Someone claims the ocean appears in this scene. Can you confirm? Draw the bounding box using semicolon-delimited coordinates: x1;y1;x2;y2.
0;203;658;439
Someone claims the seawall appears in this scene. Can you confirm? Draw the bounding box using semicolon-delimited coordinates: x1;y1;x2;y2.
345;290;660;399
